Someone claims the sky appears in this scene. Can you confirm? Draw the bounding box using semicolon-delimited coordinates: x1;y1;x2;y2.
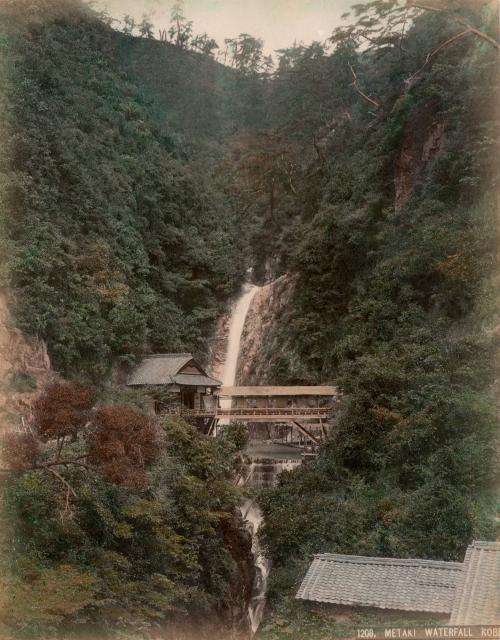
95;0;355;56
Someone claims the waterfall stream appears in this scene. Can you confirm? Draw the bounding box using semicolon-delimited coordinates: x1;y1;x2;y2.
220;282;258;392
219;281;302;636
218;282;269;635
241;499;270;635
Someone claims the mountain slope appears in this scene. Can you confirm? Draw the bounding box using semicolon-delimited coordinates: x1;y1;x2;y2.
0;2;248;378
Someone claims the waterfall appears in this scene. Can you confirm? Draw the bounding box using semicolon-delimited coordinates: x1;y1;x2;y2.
218;281;302;636
221;283;258;392
241;500;271;635
218;282;270;635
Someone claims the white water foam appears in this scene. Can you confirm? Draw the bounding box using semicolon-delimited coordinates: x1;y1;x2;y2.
240;499;271;635
221;283;258;392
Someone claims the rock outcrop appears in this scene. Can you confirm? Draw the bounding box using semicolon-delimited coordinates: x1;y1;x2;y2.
236;274;297;385
394;102;446;211
0;292;51;431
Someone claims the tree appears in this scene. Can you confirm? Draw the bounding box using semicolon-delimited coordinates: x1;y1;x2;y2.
330;0;498;90
34;382;94;441
88;406;160;488
191;32;219;57
122;14;136;36
168;1;193;48
224;34;273;76
1;383;162;511
138;13;154;39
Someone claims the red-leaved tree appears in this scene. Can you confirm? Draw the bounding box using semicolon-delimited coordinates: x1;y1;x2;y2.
34;383;94;441
88;406;160;488
1;383;162;516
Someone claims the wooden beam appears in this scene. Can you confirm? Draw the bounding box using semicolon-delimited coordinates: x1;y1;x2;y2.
291;421;320;445
321;420;328;440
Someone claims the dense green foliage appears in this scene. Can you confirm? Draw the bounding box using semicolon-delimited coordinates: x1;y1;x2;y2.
1;0;499;637
1;417;249;637
116;30;269;147
0;3;248;377
252;3;499;623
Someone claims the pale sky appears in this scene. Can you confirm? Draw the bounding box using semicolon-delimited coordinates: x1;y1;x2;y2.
95;0;355;56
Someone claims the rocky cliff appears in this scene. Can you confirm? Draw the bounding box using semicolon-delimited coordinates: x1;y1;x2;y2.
236;274;299;386
0;292;51;431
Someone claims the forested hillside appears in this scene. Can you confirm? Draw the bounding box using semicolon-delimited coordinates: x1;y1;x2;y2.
0;0;252;378
0;2;257;637
0;0;498;638
243;2;499;636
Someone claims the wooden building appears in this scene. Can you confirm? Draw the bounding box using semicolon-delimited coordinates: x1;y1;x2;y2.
127;355;338;443
296;541;500;624
126;353;221;412
296;553;463;621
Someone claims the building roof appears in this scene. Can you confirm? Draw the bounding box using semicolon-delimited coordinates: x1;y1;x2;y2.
219;385;338;397
449;541;500;624
127;354;221;387
171;373;222;387
296;553;463;614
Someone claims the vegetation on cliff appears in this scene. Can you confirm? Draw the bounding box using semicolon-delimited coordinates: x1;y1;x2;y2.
0;0;498;637
1;383;250;637
0;2;254;637
252;1;499;632
0;0;248;378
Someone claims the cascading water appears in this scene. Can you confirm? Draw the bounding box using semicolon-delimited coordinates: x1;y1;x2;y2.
218;281;303;636
218;282;270;635
241;499;270;635
220;283;258;393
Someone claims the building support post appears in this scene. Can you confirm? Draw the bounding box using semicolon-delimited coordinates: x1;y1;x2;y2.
208;417;219;437
291;421;320;445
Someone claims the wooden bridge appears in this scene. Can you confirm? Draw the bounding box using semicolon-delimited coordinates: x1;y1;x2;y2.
127;354;339;445
162;406;333;421
161;385;338;444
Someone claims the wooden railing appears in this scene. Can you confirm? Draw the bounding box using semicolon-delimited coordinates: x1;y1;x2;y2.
160;406;334;418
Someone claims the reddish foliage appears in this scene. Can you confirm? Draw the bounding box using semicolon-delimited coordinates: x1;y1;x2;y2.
1;431;40;470
34;383;94;441
88;406;160;488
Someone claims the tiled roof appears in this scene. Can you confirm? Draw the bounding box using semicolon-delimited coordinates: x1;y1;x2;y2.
171;373;221;387
127;354;193;385
127;354;220;386
296;553;463;613
449;541;500;624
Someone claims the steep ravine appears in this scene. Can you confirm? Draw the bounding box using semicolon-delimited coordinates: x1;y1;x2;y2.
211;278;307;635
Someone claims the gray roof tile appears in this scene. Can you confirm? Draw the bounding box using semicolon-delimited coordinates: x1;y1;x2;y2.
171;373;221;387
127;354;220;386
127;354;192;385
449;541;500;624
296;553;463;613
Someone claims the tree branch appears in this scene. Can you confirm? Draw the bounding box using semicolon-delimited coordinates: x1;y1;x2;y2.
348;63;381;110
408;2;499;49
46;467;76;497
406;29;474;84
55;435;65;463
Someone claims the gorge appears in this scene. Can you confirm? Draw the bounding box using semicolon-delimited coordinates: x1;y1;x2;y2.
0;1;498;639
216;279;305;635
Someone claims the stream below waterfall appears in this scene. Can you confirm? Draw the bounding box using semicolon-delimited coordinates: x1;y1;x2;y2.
218;282;304;636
